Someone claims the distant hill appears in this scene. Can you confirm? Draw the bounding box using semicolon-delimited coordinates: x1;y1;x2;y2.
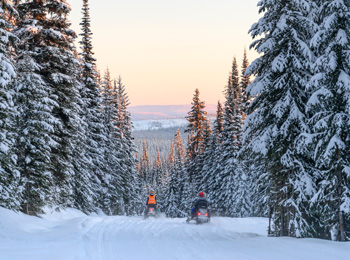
128;104;217;121
132;118;188;131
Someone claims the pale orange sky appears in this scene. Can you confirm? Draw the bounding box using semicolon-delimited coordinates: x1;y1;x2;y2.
69;0;261;106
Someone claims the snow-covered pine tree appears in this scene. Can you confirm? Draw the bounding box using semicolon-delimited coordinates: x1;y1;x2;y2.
168;139;175;168
238;49;267;219
99;69;123;214
14;49;58;215
240;48;251;121
164;129;188;217
0;1;20;210
306;0;350;241
229;57;254;218
196;119;212;192
245;0;315;237
73;0;106;213
114;76;138;215
185;88;209;198
201;101;223;203
15;0;85;209
214;101;224;139
164;165;180;217
152;150;165;205
217;58;243;217
42;0;84;208
139;138;151;193
185;89;208;161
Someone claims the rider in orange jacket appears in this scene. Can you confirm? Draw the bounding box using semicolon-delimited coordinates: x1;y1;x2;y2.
145;190;157;215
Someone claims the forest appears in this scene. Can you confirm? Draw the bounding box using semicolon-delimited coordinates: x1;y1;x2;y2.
0;0;349;242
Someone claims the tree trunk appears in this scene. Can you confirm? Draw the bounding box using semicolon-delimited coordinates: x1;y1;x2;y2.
268;206;272;236
340;211;345;241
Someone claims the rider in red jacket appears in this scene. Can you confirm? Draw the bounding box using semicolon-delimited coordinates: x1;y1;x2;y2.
191;192;210;218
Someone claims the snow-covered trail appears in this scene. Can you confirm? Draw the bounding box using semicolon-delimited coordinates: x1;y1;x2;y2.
1;207;349;260
81;216;262;260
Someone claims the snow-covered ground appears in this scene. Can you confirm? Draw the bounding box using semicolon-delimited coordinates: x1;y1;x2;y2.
0;207;349;260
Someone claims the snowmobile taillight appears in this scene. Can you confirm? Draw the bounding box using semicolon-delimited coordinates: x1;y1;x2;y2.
150;208;154;211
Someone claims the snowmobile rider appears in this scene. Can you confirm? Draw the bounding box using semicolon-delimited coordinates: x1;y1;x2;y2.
145;190;157;215
191;192;210;219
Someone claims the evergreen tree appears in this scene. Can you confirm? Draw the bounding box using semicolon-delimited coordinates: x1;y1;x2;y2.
139;138;151;192
240;48;251;121
99;69;123;214
245;0;314;237
168;139;175;168
74;0;106;213
164;166;180;217
0;1;20;210
185;88;209;194
15;0;85;209
164;129;188;217
14;50;57;215
203;101;224;213
185;89;208;161
114;76;138;215
215;59;243;217
214;101;224;138
44;0;84;208
223;58;243;153
306;0;350;241
152;150;164;204
195;119;212;192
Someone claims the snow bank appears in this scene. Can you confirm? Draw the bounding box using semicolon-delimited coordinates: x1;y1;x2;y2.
40;207;86;222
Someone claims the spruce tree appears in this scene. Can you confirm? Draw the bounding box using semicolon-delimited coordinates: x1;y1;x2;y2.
0;1;20;210
100;70;125;215
114;76;138;215
196;119;212;193
216;59;243;217
245;0;314;237
44;0;84;207
203;101;225;214
74;0;106;213
307;0;350;241
139;138;151;193
168;139;175;168
15;0;85;208
185;88;209;195
240;48;251;121
165;129;188;217
152;150;164;204
164;166;180;217
14;50;57;215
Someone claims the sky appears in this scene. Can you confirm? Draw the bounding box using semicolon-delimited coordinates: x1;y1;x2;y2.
68;0;261;106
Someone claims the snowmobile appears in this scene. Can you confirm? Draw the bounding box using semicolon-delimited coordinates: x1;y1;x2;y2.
186;208;210;224
144;206;161;219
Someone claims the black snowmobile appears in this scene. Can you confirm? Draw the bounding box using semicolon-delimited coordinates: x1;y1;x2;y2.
186;208;210;224
186;200;211;224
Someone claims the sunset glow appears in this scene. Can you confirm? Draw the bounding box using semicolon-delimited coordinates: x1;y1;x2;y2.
69;0;260;106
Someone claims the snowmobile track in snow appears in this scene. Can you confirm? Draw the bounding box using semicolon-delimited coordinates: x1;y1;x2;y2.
1;207;350;260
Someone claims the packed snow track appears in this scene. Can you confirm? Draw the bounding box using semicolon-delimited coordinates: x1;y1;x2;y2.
0;207;349;260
